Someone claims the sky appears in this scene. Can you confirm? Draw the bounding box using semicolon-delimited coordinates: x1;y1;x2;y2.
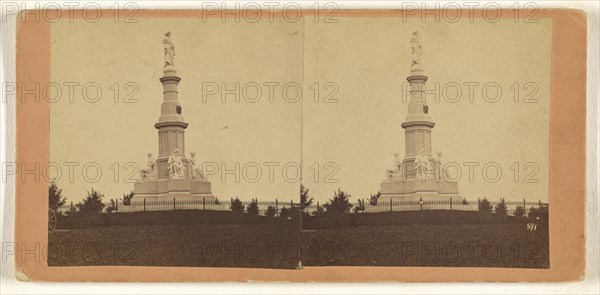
49;15;551;205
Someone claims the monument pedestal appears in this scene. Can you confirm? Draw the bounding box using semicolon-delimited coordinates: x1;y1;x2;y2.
133;178;214;202
379;178;460;202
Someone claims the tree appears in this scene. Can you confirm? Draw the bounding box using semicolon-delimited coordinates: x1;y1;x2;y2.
122;191;134;205
214;197;222;205
312;205;324;216
230;197;244;213
514;205;525;217
528;207;540;220
265;205;277;218
478;197;492;213
494;198;508;215
300;184;313;212
323;188;353;215
279;206;291;219
76;189;105;214
64;205;77;216
49;180;66;211
246;198;259;216
529;206;548;221
290;206;302;220
369;191;382;206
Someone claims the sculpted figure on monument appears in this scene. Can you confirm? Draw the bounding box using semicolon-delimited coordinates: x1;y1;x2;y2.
386;153;403;180
435;152;450;180
139;153;156;181
414;148;430;180
436;152;442;179
189;152;206;181
163;31;175;67
168;148;185;179
386;169;394;180
394;153;403;172
410;30;422;69
435;152;446;179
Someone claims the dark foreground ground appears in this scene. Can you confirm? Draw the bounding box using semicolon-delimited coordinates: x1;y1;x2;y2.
301;223;549;268
48;221;548;269
48;223;300;269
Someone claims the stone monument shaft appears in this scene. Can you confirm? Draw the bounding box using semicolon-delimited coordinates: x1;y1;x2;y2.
401;30;435;178
155;71;189;179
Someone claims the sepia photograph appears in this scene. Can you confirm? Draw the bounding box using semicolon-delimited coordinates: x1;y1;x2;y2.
47;17;304;268
299;17;551;268
4;3;593;287
46;12;551;269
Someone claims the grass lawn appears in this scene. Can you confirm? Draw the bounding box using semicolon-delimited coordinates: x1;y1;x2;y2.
300;223;549;268
48;222;549;269
48;223;300;269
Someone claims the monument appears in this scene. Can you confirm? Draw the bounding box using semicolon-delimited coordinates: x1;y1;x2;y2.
132;32;214;201
379;31;460;202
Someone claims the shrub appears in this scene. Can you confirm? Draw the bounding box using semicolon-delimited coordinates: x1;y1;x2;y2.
528;206;548;221
122;191;134;206
323;188;353;215
279;207;291;219
300;184;313;212
76;189;105;214
494;198;508;215
265;205;277;218
514;205;525;217
369;191;381;206
312;205;324;216
49;180;66;211
230;197;244;213
64;205;77;216
290;206;302;220
246;198;259;216
478;197;492;213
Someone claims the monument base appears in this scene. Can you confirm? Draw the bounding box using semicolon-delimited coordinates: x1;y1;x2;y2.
379;177;460;202
132;178;214;202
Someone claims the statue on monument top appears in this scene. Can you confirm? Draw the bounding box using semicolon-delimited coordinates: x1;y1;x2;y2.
410;30;423;70
163;31;175;68
168;148;186;179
